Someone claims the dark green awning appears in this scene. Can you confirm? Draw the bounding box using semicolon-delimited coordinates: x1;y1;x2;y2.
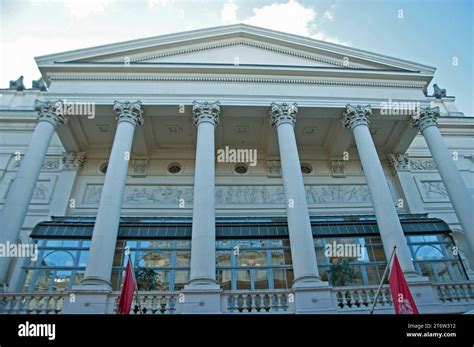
31;214;451;240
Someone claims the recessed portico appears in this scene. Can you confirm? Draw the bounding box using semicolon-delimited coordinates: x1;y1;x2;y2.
0;24;472;314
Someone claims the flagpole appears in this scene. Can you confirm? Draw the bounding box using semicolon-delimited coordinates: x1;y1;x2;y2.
370;245;396;314
125;246;143;314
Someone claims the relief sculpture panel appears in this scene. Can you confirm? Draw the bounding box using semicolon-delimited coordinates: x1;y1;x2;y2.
83;184;371;206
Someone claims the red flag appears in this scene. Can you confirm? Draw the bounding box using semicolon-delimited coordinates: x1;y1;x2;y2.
117;260;135;314
389;254;419;314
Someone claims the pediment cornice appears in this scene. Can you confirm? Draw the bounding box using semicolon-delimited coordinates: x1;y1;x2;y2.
36;24;436;76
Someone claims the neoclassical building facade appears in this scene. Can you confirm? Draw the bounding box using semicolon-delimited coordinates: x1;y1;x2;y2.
0;24;473;314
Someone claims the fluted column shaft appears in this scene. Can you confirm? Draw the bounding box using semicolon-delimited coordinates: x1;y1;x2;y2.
82;101;143;288
412;107;474;253
188;101;220;285
342;104;417;275
270;103;320;284
0;100;66;287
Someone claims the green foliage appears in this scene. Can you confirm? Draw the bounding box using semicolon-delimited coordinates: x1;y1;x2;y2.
328;258;356;286
134;267;157;291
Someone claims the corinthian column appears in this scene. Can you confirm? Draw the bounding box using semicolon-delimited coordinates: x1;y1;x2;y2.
411;107;474;254
270;102;320;284
179;101;221;314
81;101;144;288
0;100;66;289
342;104;417;276
188;101;220;286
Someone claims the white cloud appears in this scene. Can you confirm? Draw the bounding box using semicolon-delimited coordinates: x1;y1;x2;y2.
148;0;172;8
222;2;238;25
62;0;114;20
322;10;334;21
221;0;349;45
244;0;315;37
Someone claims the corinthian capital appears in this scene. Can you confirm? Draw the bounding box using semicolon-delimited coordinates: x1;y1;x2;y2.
269;102;298;128
113;100;144;126
35;100;67;127
341;104;372;130
410;106;439;132
192;101;220;126
388;153;410;173
62;151;87;171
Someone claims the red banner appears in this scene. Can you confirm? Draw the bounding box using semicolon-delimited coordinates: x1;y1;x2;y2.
389;254;419;314
117;261;135;314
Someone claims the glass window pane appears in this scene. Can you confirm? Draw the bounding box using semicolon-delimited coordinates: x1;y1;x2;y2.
432;262;451;282
218;270;232;290
140;240;173;249
176;240;191;249
52;270;71;291
408;236;424;243
22;270;34;292
270;239;283;248
125;241;138;248
370;245;386;262
314;239;325;247
448;261;466;281
418;262;434;280
174;271;189;290
78;251;88;267
236;240;265;248
113;247;123;267
271;251;285;265
75;271;85;286
216;240;231;249
273;269;286;289
315;247;327;264
318;266;329;282
34;270;52;291
415;245;444;260
236;270;251;289
254;270;269;289
139;252;171;268
43;251;75;267
155;271;170;290
216;251;231;266
286;269;294;287
271;250;292;265
110;270;122;291
237;250;267;267
45;240;79;248
369;236;382;244
365;265;382;285
175;251;190;267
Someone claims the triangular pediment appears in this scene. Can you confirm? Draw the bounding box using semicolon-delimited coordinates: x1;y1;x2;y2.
36;24;436;75
95;41;342;68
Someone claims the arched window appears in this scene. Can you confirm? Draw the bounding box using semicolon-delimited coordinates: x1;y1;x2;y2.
42;251;75;267
237;250;267;267
138;251;171;268
414;245;444;260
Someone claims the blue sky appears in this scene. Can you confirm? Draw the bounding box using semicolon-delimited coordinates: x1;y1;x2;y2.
1;0;472;115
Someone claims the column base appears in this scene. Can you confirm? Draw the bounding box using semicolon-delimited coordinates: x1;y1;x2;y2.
292;281;334;314
61;284;114;314
178;284;222;314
